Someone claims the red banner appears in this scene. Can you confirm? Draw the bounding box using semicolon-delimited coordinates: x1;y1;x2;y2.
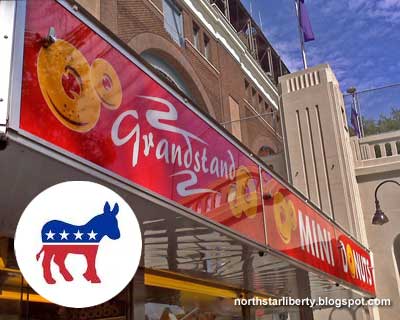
261;170;375;294
335;228;375;295
18;0;375;295
20;0;265;244
262;171;340;277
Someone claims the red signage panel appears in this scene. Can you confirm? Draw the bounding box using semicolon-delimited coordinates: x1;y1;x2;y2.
262;170;375;294
262;171;340;277
335;228;376;295
17;0;375;295
19;0;265;244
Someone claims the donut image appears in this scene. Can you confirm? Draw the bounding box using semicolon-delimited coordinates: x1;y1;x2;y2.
229;166;258;218
90;58;122;109
37;40;101;132
273;192;297;244
346;244;356;279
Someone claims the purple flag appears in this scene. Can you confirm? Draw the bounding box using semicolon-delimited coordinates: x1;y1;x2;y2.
351;106;361;138
299;0;315;42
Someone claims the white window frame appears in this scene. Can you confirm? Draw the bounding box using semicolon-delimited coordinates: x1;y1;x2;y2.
163;0;184;46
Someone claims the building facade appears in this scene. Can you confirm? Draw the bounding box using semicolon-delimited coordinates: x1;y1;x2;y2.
351;132;400;320
73;1;400;319
76;0;287;177
0;0;395;320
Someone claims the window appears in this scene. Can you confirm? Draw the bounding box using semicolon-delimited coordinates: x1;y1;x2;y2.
251;88;257;106
141;51;193;100
244;79;250;101
258;94;263;112
244;79;249;90
228;96;242;141
193;22;200;50
204;34;211;60
163;0;183;46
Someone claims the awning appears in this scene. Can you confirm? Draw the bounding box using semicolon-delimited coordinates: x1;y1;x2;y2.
0;135;373;305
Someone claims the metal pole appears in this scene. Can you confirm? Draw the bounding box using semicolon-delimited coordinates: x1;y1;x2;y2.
374;180;400;204
220;111;276;125
354;92;365;137
294;0;307;69
343;82;400;96
350;93;360;137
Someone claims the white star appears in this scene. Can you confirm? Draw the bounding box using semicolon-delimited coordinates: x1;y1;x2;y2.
45;230;55;240
73;230;83;240
59;230;69;240
87;230;97;240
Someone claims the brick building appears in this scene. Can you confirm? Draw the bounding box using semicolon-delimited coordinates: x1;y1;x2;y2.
78;0;288;171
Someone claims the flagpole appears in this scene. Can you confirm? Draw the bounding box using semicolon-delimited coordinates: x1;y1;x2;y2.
294;0;308;69
355;92;365;137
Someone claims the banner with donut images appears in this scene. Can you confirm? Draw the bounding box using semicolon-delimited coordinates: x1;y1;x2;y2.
19;0;266;245
261;170;375;295
17;0;375;295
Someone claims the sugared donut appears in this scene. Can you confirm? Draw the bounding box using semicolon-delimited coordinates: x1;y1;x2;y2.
346;244;356;279
37;40;101;132
229;166;258;218
273;192;297;244
90;58;122;109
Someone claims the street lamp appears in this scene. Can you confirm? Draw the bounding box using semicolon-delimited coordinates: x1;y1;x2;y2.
372;180;400;225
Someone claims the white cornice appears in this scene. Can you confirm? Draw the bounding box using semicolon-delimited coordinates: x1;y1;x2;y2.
181;0;280;110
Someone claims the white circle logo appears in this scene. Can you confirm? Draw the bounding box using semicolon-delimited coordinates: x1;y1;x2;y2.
14;181;142;308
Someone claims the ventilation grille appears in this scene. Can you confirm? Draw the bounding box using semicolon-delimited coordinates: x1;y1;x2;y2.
287;70;321;93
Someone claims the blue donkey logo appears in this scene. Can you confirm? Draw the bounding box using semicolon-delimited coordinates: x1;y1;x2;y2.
36;201;120;284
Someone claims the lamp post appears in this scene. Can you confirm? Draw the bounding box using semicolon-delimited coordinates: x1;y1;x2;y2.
372;180;400;225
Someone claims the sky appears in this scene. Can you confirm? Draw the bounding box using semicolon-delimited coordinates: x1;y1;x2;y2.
241;0;400;120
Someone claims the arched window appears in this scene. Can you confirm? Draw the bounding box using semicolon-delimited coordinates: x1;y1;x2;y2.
141;51;193;100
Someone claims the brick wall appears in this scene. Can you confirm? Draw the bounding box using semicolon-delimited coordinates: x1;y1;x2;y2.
87;0;283;155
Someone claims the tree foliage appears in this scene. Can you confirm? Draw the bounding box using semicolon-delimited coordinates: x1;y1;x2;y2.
361;107;400;136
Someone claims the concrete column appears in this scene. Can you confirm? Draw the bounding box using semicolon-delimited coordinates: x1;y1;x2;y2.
75;0;101;19
296;270;314;320
278;64;367;244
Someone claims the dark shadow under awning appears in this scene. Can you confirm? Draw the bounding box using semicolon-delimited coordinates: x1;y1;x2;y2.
0;133;370;307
